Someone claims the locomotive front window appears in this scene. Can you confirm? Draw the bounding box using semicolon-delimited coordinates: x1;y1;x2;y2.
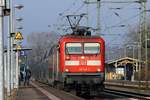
84;43;100;54
66;43;82;54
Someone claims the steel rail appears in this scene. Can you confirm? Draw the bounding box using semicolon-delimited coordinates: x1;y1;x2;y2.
104;88;150;100
104;81;150;88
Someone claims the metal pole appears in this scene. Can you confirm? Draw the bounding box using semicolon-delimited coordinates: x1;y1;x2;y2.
139;0;148;89
124;46;127;80
132;45;135;81
84;0;101;35
97;0;100;36
18;51;21;86
7;0;11;95
56;49;59;80
13;50;16;88
10;0;14;91
4;52;7;90
138;5;142;89
143;3;148;89
13;4;18;89
15;51;19;89
86;0;89;27
124;64;127;80
107;49;109;61
10;36;14;90
52;49;55;82
0;4;4;100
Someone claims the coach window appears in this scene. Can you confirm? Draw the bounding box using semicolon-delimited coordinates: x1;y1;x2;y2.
66;43;82;54
84;43;100;54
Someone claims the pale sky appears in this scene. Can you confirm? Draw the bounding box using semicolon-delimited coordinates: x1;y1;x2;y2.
7;0;150;46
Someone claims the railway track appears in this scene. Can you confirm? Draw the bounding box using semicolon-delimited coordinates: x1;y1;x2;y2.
32;81;150;100
103;88;150;100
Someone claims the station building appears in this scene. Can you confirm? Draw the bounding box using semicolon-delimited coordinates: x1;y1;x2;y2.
105;57;145;81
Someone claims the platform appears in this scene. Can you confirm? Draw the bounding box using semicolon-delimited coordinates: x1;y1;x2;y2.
16;83;50;100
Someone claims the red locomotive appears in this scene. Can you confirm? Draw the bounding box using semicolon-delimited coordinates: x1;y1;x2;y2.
40;15;105;96
46;34;105;95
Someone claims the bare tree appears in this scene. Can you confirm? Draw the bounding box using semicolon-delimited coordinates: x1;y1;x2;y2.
27;31;60;78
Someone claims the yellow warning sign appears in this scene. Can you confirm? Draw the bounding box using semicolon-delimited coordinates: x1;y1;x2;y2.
16;45;22;50
15;32;23;40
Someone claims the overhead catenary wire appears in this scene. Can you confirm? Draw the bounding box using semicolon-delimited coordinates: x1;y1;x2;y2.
54;0;87;35
103;11;143;31
74;3;85;14
59;1;77;16
101;4;141;43
102;5;140;30
101;10;141;45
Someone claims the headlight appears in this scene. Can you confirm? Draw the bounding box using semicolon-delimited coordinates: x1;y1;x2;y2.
97;68;101;72
65;69;69;72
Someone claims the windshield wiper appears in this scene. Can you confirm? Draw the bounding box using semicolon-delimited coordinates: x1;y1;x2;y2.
66;47;70;54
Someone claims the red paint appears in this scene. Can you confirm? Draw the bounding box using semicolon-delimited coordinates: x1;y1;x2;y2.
59;36;105;73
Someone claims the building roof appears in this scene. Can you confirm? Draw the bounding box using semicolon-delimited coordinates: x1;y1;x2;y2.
106;57;145;66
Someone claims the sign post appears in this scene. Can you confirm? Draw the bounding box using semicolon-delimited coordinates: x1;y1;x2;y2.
15;32;23;89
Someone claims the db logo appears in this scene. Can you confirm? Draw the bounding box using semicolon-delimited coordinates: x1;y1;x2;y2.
80;60;86;65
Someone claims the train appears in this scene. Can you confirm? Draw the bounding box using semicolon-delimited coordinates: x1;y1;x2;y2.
37;31;105;96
